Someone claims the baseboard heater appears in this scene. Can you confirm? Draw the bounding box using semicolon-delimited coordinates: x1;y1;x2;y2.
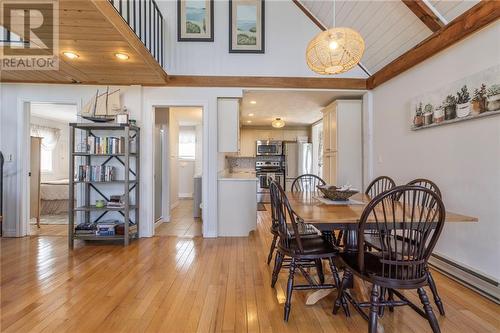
429;253;500;304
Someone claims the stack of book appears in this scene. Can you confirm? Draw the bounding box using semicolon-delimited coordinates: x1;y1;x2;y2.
75;222;96;235
85;136;125;155
107;195;124;209
96;220;118;236
77;165;115;182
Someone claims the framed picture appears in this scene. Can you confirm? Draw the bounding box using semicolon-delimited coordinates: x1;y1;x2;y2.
229;0;265;53
177;0;214;42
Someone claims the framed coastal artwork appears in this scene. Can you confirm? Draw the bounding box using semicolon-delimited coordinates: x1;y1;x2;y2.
410;65;500;130
229;0;265;53
177;0;214;42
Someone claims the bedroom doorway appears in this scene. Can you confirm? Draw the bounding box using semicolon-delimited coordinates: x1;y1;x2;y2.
28;102;77;236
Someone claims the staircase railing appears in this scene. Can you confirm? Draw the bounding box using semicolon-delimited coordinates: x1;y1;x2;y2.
108;0;164;67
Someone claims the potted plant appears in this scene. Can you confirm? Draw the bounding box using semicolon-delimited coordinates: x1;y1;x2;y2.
423;103;433;125
413;102;424;127
433;104;445;123
486;84;500;111
444;94;457;120
471;84;487;114
456;85;471;118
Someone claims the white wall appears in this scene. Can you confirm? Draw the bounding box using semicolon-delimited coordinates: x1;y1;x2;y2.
178;160;195;197
30;116;70;181
169;108;180;209
159;0;367;78
370;22;500;280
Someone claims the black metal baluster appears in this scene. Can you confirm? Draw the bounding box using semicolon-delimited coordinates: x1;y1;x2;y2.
132;0;136;33
149;0;152;52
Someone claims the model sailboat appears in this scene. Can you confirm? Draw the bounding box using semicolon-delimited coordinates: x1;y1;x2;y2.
80;87;122;122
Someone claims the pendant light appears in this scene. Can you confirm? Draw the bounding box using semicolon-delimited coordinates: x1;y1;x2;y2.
272;118;285;128
306;1;365;75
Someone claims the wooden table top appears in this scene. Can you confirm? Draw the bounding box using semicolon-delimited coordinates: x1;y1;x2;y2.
286;192;478;229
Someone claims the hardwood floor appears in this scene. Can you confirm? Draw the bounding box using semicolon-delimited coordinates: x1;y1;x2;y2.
1;207;499;332
155;199;202;237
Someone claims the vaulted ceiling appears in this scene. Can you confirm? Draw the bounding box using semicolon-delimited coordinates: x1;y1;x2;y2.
298;0;480;74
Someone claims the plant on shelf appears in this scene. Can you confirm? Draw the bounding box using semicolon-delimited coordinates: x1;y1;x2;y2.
444;94;457;120
471;83;487;114
423;103;434;126
433;104;445;123
486;84;500;111
413;102;424;127
456;85;471;118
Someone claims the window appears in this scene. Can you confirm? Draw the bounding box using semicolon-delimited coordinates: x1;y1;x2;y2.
41;149;53;172
179;126;196;160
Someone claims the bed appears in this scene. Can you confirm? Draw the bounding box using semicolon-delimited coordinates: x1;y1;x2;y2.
40;179;72;215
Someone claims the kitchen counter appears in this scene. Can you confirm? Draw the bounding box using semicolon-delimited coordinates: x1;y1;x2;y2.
218;171;257;181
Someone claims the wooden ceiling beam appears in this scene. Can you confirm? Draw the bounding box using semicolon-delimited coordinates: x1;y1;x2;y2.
165;75;367;90
368;1;500;89
402;0;445;32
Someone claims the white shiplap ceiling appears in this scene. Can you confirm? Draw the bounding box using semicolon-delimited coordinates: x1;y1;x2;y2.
298;0;478;74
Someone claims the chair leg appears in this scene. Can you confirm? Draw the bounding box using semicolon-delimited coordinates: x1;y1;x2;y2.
284;258;297;322
271;251;284;288
333;269;351;317
378;287;386;317
267;234;278;265
427;268;445;315
315;259;325;285
369;285;380;333
418;287;441;333
328;258;350;317
387;289;395;312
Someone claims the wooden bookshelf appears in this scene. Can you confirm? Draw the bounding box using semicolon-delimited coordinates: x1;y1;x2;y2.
68;123;140;248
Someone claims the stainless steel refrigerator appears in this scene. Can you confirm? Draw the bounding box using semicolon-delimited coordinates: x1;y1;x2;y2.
284;142;313;190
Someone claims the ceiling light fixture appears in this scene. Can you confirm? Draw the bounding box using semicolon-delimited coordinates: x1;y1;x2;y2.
248;113;254;117
250;100;257;104
306;1;364;75
63;51;79;59
272;118;285;128
115;53;129;60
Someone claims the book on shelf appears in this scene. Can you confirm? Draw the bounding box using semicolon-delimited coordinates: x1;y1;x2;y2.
83;136;126;155
107;195;125;208
76;165;115;182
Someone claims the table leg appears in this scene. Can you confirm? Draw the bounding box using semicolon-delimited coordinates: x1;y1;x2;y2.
305;228;358;305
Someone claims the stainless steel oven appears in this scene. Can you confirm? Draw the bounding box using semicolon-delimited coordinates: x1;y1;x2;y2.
256;161;284;203
256;140;283;156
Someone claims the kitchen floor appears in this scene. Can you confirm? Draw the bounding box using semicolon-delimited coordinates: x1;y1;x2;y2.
155;199;202;237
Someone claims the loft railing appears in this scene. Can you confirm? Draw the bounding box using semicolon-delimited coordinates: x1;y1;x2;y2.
109;0;164;67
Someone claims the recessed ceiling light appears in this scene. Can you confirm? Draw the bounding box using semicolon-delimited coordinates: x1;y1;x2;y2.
247;120;252;123
63;51;79;59
248;113;254;117
115;53;129;60
250;100;257;104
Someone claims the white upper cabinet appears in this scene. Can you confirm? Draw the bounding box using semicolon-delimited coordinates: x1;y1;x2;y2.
218;98;240;153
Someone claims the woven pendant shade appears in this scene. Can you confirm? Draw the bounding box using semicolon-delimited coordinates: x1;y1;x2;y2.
306;27;365;75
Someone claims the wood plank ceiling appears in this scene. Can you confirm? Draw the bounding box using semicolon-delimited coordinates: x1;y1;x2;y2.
298;0;481;75
0;0;168;85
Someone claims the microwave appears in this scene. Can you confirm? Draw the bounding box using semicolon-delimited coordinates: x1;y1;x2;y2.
256;140;283;156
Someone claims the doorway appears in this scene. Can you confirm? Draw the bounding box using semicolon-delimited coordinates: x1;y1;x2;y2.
153;107;204;237
27;102;78;236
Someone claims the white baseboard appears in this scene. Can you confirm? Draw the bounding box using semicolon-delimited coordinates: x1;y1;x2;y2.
179;193;193;199
429;253;500;304
2;229;19;237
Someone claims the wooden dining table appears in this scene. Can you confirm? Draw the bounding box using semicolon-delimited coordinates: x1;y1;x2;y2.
285;191;478;304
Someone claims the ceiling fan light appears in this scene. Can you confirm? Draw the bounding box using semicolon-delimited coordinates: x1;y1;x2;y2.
306;27;365;75
272;118;285;128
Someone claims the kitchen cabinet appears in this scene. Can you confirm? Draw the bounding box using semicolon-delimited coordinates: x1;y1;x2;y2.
218;98;240;152
321;100;362;190
237;128;309;157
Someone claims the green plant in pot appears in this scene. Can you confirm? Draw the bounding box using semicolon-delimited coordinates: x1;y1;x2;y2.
471;84;487;114
444;94;457;120
456;85;471;118
433;104;445;123
413;102;424;127
423;103;433;125
486;84;500;111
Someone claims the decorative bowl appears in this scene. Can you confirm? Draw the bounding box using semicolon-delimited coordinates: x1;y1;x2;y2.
317;185;359;201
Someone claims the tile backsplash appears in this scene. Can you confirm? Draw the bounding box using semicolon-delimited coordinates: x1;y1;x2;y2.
226;156;256;172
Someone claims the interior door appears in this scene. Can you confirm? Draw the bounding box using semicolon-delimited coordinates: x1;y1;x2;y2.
30;137;41;225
